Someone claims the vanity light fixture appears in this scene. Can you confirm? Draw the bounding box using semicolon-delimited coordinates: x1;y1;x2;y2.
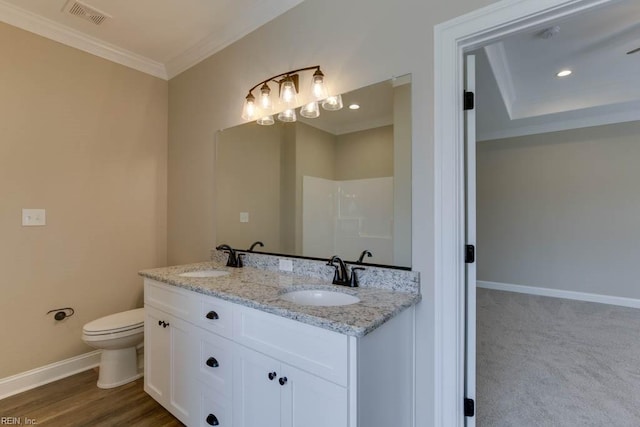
556;69;572;77
322;94;343;111
241;65;342;125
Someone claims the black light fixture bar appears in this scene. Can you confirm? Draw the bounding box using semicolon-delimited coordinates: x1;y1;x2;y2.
244;65;321;96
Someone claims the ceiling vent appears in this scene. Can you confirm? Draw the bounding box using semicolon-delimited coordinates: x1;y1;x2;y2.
63;0;111;26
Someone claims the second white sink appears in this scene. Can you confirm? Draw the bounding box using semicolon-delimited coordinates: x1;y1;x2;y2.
178;270;230;278
280;289;360;306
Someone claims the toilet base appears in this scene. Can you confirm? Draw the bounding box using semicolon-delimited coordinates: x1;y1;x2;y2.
97;347;143;389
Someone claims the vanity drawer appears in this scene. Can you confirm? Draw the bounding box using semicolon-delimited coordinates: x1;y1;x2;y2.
144;279;197;319
195;328;233;398
195;294;233;339
197;386;232;427
233;306;348;386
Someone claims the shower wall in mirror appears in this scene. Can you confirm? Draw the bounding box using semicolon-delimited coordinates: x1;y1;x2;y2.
215;76;411;268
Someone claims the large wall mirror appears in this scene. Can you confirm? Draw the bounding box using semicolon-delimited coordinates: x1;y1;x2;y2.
215;75;412;268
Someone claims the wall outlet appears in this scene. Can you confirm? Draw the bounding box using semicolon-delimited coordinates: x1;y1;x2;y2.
240;212;249;223
279;259;293;272
22;209;46;226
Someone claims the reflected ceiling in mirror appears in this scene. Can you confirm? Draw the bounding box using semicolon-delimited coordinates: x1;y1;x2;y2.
215;75;411;268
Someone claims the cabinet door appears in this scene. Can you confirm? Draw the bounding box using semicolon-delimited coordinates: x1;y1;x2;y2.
144;305;197;426
168;313;198;425
281;364;348;427
144;305;170;403
233;345;281;427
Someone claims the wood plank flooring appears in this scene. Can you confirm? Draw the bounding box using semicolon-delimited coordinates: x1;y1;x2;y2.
0;369;183;426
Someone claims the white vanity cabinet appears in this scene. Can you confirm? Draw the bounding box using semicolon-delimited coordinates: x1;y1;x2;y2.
144;278;415;427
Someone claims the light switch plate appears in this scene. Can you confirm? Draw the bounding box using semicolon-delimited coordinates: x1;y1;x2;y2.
240;212;249;223
279;259;293;272
22;209;46;226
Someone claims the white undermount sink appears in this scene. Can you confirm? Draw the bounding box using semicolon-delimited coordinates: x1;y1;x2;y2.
178;270;230;278
280;289;360;306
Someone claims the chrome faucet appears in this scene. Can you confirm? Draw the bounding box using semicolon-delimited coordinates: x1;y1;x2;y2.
216;244;243;268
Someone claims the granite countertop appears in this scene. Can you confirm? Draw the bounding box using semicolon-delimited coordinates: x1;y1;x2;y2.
139;261;421;337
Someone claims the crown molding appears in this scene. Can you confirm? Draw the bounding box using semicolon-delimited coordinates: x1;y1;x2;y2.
0;0;167;79
164;26;245;79
165;0;305;79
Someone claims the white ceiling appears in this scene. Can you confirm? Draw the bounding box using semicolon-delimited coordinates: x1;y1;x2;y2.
474;0;640;141
0;0;305;79
299;78;395;135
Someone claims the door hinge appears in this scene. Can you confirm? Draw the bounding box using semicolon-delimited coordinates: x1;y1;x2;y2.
465;245;475;264
463;91;474;110
464;398;475;417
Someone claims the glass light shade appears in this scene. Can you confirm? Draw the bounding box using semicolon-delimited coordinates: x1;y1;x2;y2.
257;115;275;126
321;94;343;111
279;77;298;107
300;101;320;118
241;93;258;120
277;108;297;122
311;69;329;100
259;83;273;113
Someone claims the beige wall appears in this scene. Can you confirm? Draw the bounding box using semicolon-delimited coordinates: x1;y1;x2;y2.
294;123;337;253
279;125;297;254
215;123;283;252
166;0;497;424
0;23;168;377
477;121;640;299
334;126;393;180
393;83;412;267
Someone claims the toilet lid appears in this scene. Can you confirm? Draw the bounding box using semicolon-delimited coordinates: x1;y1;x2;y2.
83;308;144;335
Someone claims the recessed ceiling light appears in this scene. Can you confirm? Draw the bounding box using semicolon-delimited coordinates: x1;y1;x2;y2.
349;104;360;110
556;69;572;77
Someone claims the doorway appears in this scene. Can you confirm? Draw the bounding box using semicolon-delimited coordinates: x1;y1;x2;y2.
433;0;626;425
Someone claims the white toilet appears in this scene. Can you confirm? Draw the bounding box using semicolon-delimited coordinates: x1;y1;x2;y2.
82;308;145;389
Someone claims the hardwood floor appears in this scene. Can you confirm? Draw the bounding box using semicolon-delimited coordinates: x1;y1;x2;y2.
0;369;183;426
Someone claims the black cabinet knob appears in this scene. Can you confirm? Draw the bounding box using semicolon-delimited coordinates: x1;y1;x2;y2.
158;320;162;326
268;372;277;380
206;357;219;368
279;377;288;386
206;414;219;426
206;311;219;320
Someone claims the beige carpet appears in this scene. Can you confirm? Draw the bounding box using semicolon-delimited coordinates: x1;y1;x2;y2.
477;288;640;426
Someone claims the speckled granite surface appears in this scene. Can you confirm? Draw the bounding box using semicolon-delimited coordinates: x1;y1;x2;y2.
211;250;420;293
139;260;421;337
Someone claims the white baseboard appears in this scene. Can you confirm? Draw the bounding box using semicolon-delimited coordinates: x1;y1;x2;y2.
477;281;640;309
0;350;101;400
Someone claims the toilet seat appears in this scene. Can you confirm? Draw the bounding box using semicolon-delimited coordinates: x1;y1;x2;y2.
83;308;144;337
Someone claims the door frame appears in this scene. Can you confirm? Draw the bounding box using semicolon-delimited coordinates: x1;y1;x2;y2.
433;0;618;425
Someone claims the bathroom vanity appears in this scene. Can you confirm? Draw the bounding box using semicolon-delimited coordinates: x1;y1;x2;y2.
139;258;420;427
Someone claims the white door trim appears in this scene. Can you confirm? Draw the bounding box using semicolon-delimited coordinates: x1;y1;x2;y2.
433;0;616;425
